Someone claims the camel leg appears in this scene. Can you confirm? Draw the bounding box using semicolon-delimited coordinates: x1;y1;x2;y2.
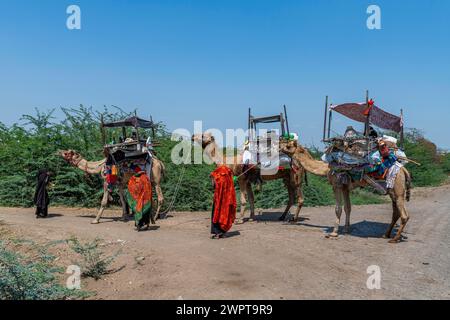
389;196;409;243
154;183;164;220
237;177;248;223
328;187;343;237
279;178;294;221
93;183;109;224
150;199;156;225
343;187;352;234
384;197;400;239
118;183;128;221
291;185;304;223
247;183;256;221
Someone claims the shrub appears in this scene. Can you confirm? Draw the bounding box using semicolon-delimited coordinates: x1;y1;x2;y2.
0;241;88;300
67;237;119;280
403;130;448;186
0;106;448;210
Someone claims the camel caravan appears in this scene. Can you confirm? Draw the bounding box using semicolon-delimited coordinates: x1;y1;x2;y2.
58;92;415;243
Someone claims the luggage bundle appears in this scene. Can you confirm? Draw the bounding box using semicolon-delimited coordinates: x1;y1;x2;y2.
321;92;408;193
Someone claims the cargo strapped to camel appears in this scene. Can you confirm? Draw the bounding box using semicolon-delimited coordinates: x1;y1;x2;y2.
321;91;407;193
100;113;159;161
100;113;160;187
247;106;295;171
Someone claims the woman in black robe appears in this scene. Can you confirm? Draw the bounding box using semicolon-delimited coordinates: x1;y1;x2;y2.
34;169;51;218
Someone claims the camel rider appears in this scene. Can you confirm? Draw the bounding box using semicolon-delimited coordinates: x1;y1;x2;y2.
242;140;252;173
145;136;154;154
242;140;263;189
366;140;399;177
369;126;379;139
131;130;138;141
143;136;154;179
344;126;359;139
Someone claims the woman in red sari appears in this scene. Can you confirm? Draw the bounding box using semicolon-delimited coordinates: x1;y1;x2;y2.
126;169;154;231
210;165;237;239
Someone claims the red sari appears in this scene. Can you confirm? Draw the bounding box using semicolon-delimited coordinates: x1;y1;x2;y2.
210;165;237;234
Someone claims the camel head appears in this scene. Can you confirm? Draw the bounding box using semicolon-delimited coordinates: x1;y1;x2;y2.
279;139;301;156
280;139;309;156
191;132;215;149
58;149;82;166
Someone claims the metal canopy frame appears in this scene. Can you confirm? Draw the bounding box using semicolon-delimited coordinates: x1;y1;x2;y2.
100;111;157;146
322;91;405;147
248;105;290;142
102;116;155;129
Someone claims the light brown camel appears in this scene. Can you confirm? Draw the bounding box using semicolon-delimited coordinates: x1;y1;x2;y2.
279;139;412;243
192;133;306;223
59;150;165;224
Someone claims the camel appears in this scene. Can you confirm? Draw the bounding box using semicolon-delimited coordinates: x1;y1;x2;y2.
59;150;165;224
279;139;412;243
192;133;306;223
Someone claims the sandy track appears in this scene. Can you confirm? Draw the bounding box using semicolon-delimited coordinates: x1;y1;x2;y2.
0;184;449;300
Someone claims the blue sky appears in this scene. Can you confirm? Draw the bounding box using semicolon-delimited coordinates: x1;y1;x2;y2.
1;0;449;149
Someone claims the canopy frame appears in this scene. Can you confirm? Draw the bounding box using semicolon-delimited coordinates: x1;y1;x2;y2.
100;112;157;146
322;91;404;147
248;106;290;143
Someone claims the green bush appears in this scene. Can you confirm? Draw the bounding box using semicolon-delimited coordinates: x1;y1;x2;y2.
0;106;447;211
0;240;88;300
402;130;448;186
442;153;450;174
67;237;119;280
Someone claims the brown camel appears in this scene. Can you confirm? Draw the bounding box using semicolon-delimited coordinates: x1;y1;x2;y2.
192;133;306;223
279;139;412;243
59;150;165;224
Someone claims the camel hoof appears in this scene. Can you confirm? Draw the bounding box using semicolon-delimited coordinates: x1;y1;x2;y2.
388;239;400;244
278;216;287;221
91;220;100;225
326;232;339;239
382;234;391;239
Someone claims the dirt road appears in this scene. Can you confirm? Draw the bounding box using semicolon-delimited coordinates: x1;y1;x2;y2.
1;184;449;300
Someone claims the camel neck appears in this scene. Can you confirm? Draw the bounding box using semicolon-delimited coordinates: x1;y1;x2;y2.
75;158;89;172
69;155;106;175
205;142;224;166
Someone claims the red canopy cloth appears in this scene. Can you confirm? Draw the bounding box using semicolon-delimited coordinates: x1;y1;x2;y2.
331;102;403;133
210;165;237;233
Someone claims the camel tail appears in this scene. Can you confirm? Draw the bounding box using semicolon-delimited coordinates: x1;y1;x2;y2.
404;167;412;202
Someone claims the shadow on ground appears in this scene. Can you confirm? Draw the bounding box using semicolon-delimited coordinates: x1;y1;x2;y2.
349;220;396;238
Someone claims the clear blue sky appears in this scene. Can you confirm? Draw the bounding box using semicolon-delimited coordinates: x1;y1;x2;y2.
1;0;449;149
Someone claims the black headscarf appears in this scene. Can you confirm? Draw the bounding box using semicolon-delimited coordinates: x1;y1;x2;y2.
34;169;50;209
369;126;379;139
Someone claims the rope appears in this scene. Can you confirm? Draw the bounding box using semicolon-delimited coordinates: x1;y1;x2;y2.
234;165;254;180
160;164;187;215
